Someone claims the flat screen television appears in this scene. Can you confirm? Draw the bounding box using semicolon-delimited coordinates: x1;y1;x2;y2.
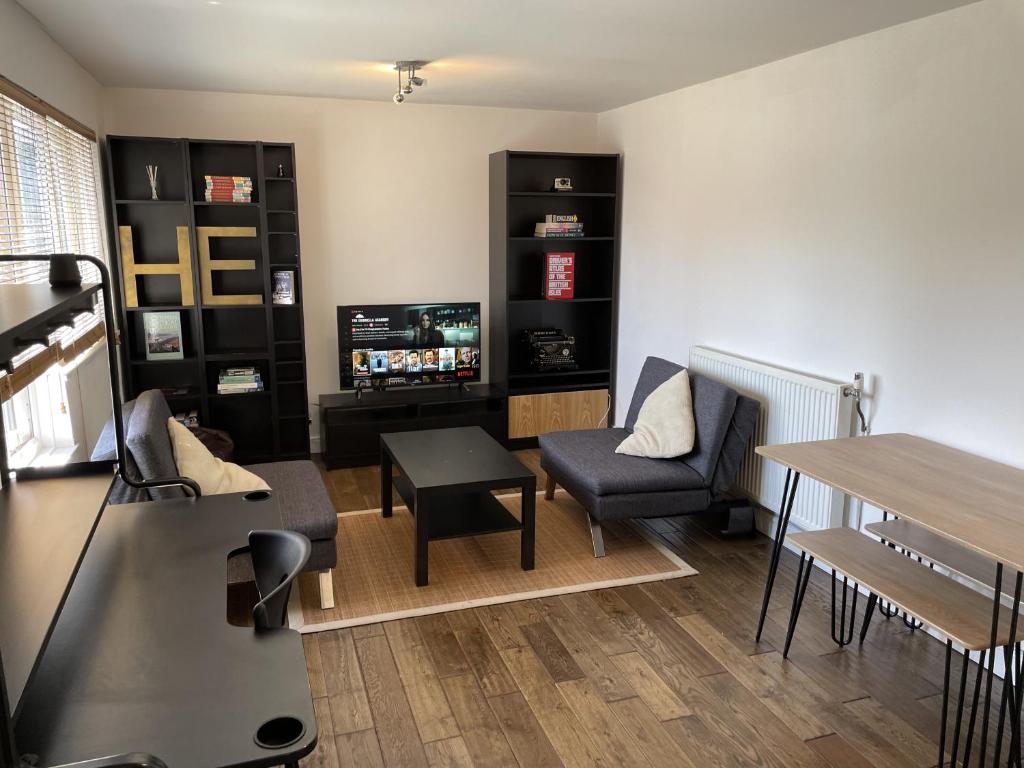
338;302;482;390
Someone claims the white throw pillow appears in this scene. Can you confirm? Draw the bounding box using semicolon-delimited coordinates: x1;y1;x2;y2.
615;369;696;459
167;417;271;496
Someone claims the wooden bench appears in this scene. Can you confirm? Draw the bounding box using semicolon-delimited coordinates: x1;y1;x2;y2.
784;528;1024;654
866;518;1016;598
784;527;1024;768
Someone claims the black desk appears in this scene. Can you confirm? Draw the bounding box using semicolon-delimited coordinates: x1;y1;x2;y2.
381;426;536;586
0;473;112;721
14;492;316;767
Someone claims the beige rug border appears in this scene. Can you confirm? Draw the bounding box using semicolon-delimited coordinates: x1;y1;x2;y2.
289;490;697;634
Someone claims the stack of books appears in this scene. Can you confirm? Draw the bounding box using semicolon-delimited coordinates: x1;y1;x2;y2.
543;252;575;299
204;175;253;203
217;366;264;394
534;214;584;238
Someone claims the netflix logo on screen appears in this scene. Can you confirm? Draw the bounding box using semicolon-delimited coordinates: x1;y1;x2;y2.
543;252;575;300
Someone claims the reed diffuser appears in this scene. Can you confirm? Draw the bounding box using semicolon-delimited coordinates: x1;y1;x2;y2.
146;164;159;200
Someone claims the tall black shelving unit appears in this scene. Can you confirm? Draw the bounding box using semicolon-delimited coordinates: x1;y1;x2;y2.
104;136;310;463
489;150;621;441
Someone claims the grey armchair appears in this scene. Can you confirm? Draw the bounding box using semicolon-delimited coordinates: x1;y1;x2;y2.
539;356;759;556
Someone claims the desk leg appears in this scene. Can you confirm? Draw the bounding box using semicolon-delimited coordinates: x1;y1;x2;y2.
381;446;393;518
756;469;801;643
415;490;428;587
522;480;536;571
993;569;1023;767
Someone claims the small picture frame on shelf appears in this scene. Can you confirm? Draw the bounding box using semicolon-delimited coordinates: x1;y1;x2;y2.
142;311;184;361
272;270;296;304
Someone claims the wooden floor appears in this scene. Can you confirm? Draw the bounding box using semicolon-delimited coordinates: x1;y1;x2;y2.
301;450;1007;767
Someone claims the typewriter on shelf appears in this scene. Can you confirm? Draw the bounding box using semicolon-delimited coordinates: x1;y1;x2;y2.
522;328;578;372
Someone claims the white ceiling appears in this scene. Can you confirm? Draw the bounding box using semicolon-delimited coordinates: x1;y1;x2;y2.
19;0;976;112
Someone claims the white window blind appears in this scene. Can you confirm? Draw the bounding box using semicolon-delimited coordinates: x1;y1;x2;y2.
0;90;104;369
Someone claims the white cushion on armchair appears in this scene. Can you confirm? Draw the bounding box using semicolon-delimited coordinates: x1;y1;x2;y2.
615;369;695;459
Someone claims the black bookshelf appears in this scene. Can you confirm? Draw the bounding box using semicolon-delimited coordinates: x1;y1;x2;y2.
489;151;620;442
104;136;310;463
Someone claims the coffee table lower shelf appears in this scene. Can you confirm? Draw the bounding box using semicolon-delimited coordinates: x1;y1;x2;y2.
392;473;524;540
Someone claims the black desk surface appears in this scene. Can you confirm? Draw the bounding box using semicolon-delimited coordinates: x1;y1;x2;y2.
381;426;532;491
14;492;317;767
0;472;113;719
0;283;99;369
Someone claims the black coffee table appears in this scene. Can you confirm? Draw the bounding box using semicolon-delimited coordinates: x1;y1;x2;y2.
380;426;537;587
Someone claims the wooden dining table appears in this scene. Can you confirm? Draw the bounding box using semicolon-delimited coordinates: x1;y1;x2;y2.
754;432;1024;767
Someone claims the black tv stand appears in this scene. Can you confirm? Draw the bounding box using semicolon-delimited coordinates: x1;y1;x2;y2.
319;384;507;468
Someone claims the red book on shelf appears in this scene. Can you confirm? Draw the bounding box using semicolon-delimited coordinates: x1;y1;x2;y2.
544;252;575;299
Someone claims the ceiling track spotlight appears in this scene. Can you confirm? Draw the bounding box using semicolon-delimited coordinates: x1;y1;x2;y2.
393;60;428;104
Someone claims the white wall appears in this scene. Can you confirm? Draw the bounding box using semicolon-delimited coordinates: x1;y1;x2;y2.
0;0;101;128
597;0;1024;480
101;89;598;446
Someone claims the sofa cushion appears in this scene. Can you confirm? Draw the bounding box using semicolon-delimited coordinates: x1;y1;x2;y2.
710;394;760;499
680;373;739;483
91;399;136;462
624;357;685;433
555;468;711;522
540;428;707;496
247;460;338;542
126;390;185;500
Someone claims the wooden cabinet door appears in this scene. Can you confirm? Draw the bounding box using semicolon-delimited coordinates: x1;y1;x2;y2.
508;389;609;439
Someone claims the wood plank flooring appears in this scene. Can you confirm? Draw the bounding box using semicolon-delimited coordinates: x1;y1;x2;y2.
301;450;1009;767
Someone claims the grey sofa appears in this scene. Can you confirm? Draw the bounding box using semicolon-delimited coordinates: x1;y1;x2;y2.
94;389;338;609
539;356;759;556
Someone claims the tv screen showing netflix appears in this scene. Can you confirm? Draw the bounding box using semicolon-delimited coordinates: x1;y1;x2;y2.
338;302;481;389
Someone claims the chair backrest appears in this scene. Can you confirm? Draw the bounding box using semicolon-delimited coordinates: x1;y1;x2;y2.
709;394;760;499
92;390;189;502
624;356;742;483
250;529;311;630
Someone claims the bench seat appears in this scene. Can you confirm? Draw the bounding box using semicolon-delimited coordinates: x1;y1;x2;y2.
788;528;1024;650
865;518;1013;598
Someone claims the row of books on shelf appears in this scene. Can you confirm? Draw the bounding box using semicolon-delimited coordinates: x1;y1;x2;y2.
535;213;584;238
217;366;264;394
205;175;253;203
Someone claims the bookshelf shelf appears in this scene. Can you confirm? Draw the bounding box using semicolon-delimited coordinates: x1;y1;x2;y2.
490;150;620;444
509;297;612;304
115;199;187;205
508;236;614;242
192;201;259;207
106;137;310;461
129;356;198;366
508;192;616;198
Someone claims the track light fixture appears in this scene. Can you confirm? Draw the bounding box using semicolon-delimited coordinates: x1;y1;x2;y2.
393;61;427;104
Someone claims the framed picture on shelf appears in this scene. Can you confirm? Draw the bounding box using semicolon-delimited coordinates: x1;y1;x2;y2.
272;270;296;305
142;311;184;361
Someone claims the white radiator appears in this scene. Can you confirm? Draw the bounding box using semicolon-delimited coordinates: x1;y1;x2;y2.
688;346;856;532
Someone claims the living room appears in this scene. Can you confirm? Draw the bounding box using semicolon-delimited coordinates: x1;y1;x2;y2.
1;0;1022;766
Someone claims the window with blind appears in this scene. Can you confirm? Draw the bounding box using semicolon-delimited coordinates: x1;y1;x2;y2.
0;88;105;372
0;84;107;466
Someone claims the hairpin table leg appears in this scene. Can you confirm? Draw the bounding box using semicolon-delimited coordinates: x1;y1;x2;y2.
859;592;878;644
830;570;860;648
783;551;814;658
756;469;800;642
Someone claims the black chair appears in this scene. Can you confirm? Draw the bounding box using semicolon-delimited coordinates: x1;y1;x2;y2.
250;529;311;630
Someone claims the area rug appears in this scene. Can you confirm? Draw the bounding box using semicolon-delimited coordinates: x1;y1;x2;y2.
291;491;696;633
